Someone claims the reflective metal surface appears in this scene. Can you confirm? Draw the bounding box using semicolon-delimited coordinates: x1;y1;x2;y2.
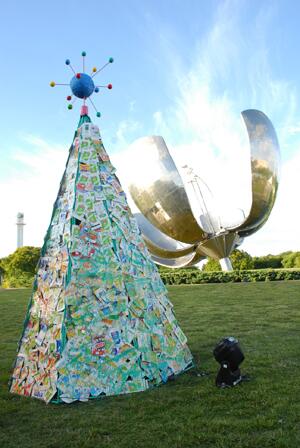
152;251;205;268
129;110;280;270
237;109;280;237
129;136;205;244
134;213;195;259
198;232;240;260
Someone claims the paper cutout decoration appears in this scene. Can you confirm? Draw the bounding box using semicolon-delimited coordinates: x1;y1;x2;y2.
10;113;193;403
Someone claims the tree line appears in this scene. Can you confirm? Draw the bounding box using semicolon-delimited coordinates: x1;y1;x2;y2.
0;246;300;288
202;250;300;271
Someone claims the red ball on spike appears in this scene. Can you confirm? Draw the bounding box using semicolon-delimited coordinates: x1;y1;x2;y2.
67;95;72;101
76;73;81;79
107;84;112;89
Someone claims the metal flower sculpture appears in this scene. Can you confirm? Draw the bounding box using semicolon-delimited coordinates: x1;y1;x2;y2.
128;109;280;270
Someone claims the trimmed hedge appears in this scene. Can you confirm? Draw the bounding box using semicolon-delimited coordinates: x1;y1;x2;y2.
3;269;300;288
160;269;300;285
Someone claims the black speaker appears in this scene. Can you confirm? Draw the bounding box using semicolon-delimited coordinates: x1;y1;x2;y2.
213;337;245;388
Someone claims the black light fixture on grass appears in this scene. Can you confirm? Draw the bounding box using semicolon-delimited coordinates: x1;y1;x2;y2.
213;337;245;388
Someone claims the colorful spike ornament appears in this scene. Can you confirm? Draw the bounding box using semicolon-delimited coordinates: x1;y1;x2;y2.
50;51;114;117
9;52;193;403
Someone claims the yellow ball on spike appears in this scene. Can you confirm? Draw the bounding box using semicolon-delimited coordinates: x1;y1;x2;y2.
92;67;97;73
50;81;56;87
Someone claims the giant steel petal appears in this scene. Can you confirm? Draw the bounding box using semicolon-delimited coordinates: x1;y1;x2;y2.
134;213;195;259
129;136;205;244
235;109;280;237
151;251;204;269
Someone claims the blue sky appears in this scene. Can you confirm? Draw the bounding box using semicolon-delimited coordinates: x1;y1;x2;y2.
1;0;300;257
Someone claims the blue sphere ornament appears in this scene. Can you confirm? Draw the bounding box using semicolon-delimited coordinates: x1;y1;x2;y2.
70;73;95;99
51;52;114;117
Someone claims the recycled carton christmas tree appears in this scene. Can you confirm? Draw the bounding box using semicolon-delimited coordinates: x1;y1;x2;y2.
10;53;193;403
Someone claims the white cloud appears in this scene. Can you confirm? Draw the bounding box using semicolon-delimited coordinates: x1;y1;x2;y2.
2;0;299;260
111;119;141;150
113;0;300;257
0;135;67;257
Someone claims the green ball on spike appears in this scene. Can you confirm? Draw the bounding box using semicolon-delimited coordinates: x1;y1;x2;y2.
96;112;101;117
68;104;73;110
82;51;86;57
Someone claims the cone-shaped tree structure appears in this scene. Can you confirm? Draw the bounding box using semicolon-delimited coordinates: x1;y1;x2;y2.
10;113;193;403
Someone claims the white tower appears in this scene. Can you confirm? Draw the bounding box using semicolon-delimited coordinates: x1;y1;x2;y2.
16;212;25;248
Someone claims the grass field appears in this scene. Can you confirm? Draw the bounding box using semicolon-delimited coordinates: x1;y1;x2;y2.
1;282;300;448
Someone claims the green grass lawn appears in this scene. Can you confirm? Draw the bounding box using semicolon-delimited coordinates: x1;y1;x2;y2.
1;282;300;448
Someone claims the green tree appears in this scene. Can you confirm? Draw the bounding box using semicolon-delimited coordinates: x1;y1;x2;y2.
282;252;300;268
1;246;40;288
253;254;283;269
9;246;40;274
230;249;254;270
202;258;221;272
203;249;253;271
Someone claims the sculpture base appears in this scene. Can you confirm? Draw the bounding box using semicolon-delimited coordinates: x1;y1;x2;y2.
219;257;233;271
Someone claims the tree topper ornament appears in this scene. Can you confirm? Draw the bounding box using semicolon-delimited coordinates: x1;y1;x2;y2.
50;51;113;117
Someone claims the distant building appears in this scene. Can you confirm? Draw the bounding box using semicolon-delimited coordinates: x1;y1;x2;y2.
16;212;25;248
